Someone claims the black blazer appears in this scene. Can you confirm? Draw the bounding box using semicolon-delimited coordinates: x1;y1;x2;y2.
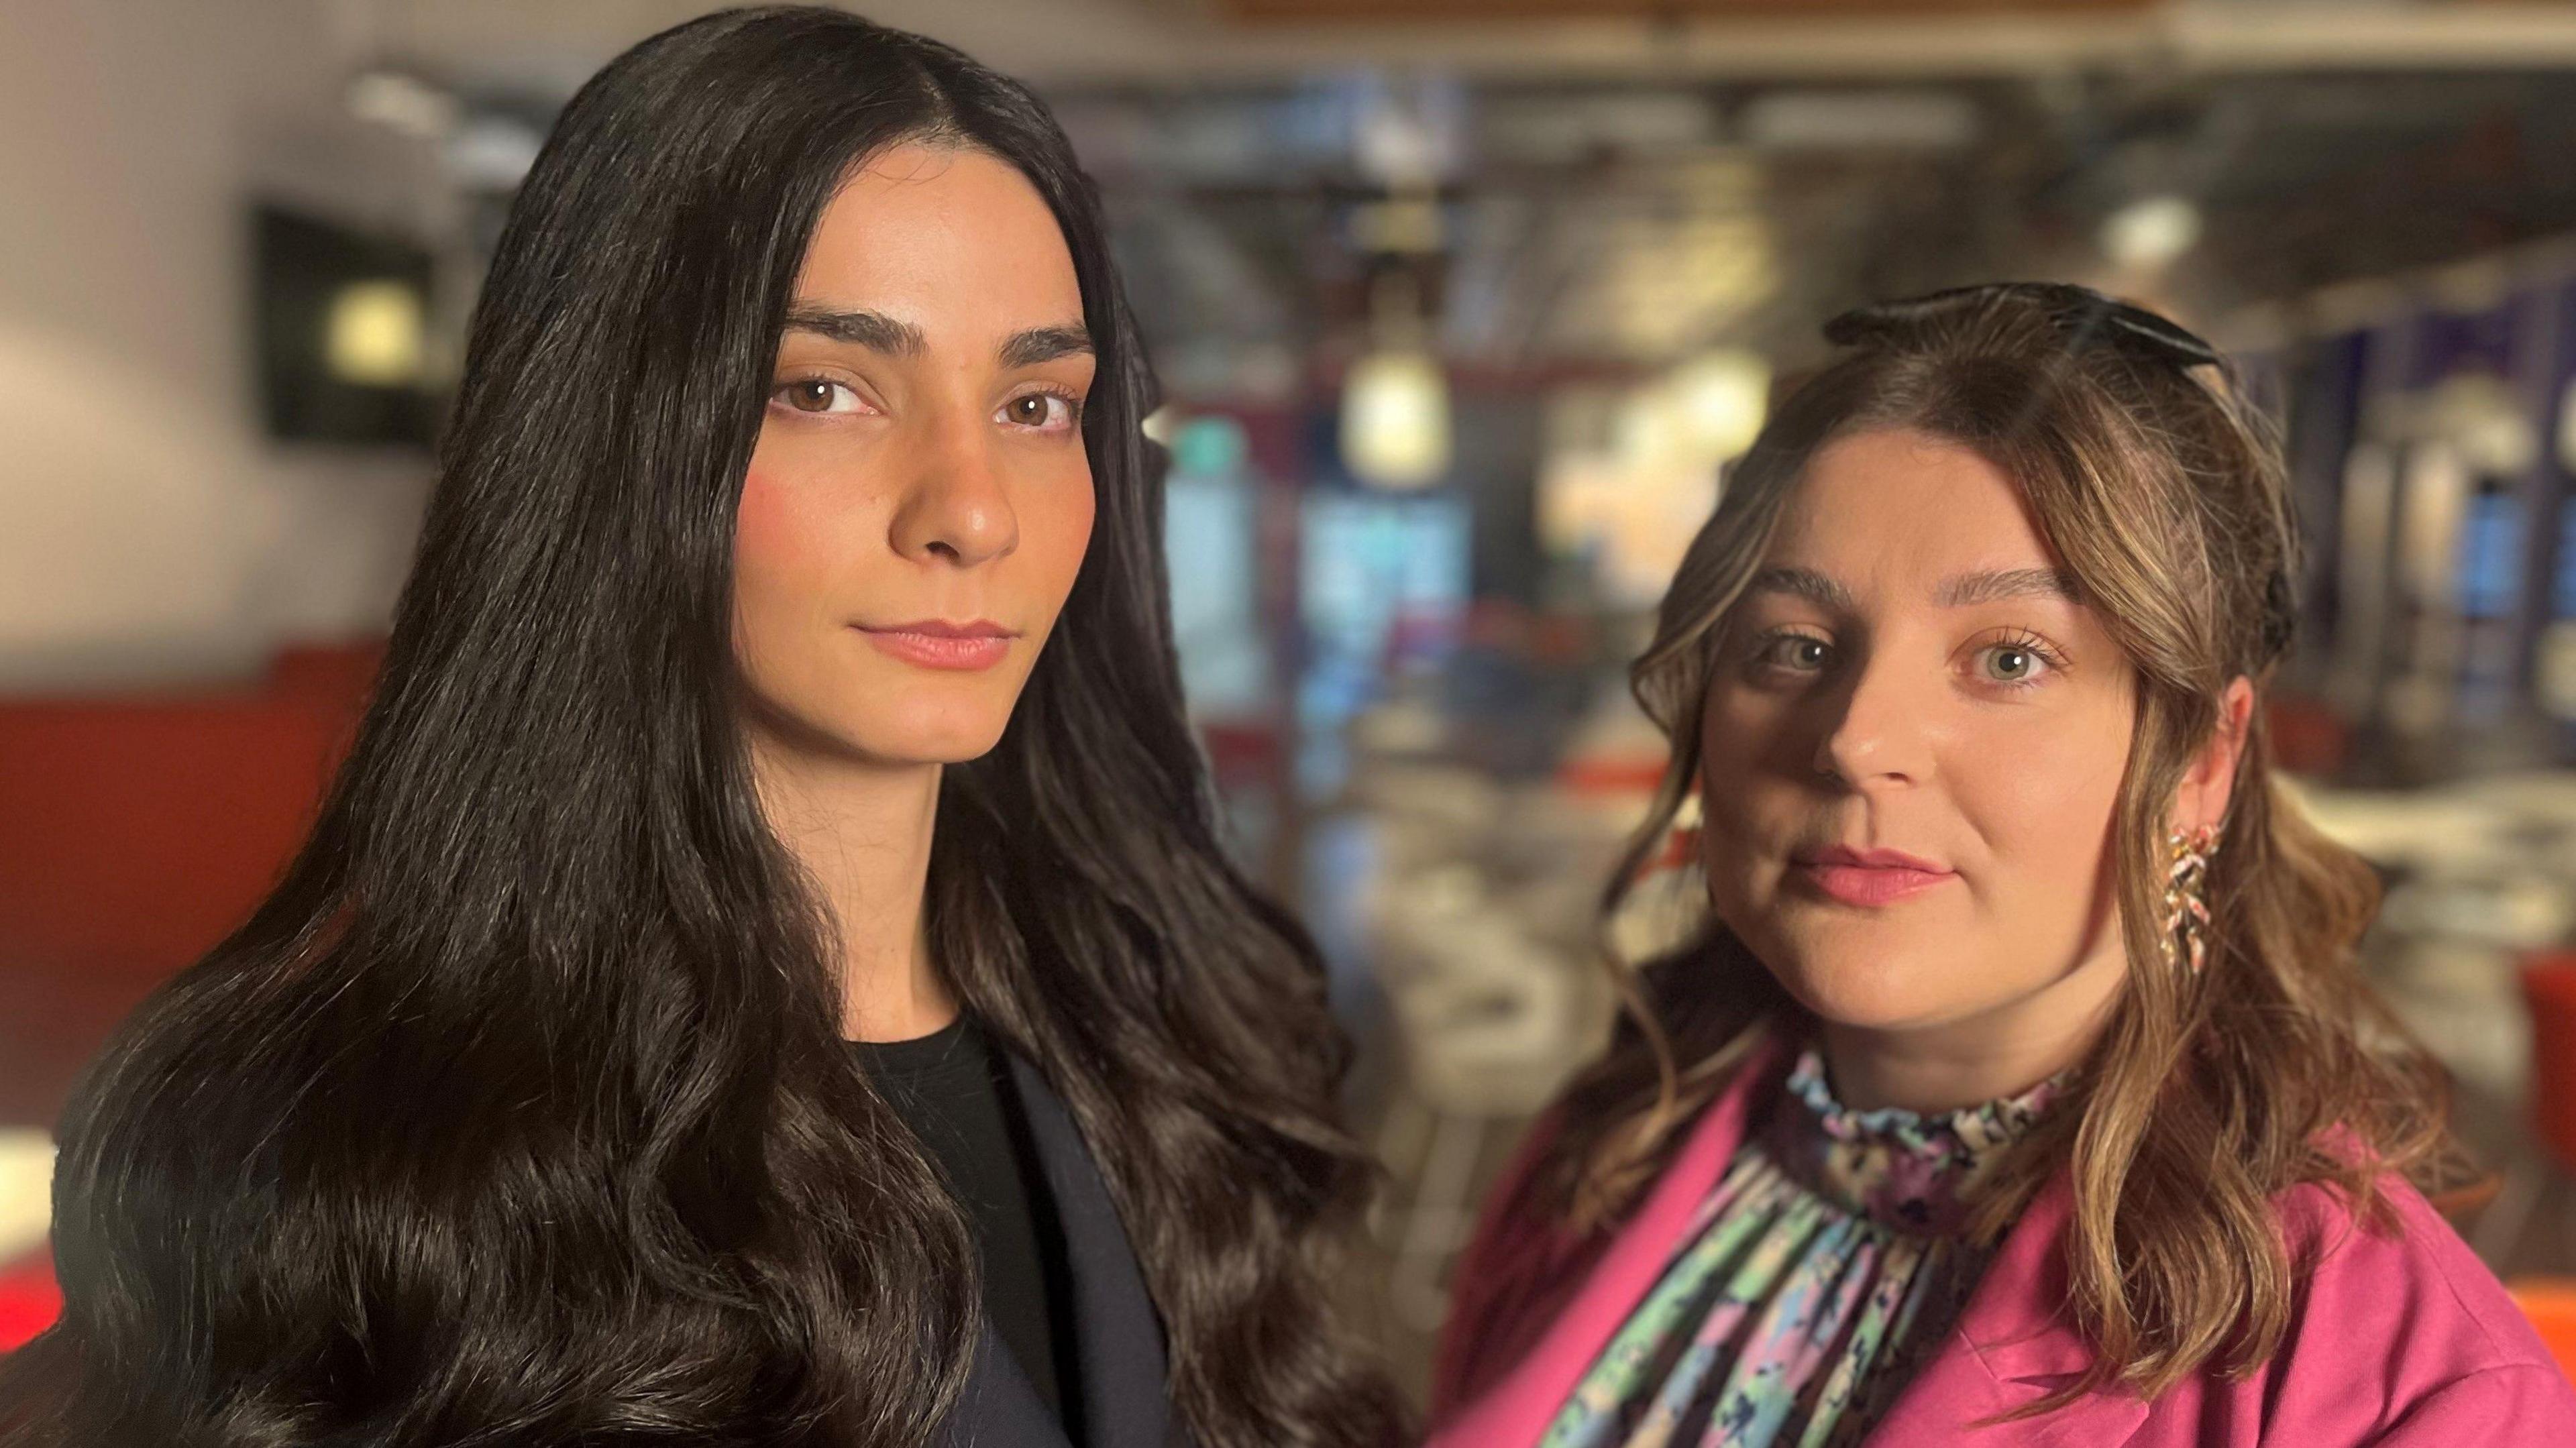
935;1057;1189;1448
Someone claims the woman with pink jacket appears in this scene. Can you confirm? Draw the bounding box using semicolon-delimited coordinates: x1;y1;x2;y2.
1429;283;2576;1447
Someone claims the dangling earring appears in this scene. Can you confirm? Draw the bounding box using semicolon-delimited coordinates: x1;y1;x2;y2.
1652;790;1705;873
2160;823;2221;974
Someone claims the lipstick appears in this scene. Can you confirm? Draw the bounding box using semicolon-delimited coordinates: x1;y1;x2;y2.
1788;844;1956;907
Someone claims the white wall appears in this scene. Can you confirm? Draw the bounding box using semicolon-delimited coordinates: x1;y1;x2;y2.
0;0;438;691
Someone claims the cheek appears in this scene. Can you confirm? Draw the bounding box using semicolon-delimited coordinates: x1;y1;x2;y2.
1022;470;1096;614
735;465;811;583
732;465;842;663
1697;687;1791;833
1693;691;1781;907
1953;713;2128;896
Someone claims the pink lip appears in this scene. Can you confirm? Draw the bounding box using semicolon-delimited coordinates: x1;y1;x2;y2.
855;619;1018;671
1788;844;1956;907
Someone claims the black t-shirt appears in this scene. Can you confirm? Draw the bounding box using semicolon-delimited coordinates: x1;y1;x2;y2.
854;1015;1081;1437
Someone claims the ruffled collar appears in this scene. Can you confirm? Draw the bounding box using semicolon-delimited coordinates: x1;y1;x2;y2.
1760;1045;2060;1237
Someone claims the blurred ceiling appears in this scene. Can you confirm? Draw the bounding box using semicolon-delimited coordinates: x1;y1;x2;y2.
331;0;2576;387
1214;0;2157;17
382;0;2576;89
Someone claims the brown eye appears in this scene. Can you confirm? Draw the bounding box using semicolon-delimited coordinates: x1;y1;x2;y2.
994;391;1056;425
772;379;861;414
1000;392;1075;430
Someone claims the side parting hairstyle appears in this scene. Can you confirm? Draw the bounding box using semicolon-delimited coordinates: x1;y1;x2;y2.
2;9;1402;1446
1544;284;2461;1407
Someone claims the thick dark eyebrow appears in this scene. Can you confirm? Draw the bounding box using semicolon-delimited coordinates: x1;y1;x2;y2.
783;305;924;357
999;324;1093;370
782;307;1092;373
1746;565;2079;612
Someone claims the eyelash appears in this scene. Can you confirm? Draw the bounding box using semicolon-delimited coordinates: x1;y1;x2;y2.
1743;626;2070;691
1002;385;1085;432
766;376;1085;431
769;377;871;416
1974;628;2068;691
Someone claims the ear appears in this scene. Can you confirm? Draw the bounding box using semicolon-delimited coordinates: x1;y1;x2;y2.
2169;675;2255;836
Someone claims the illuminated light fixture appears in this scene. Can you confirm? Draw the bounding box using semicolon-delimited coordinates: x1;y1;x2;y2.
0;1129;52;1264
1341;349;1451;490
323;280;427;387
1613;387;1683;471
1142;404;1178;447
1666;349;1770;463
346;69;458;140
2100;194;2202;272
444;115;543;190
2416;372;2536;478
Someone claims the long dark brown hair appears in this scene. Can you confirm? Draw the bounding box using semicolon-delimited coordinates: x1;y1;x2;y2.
1547;284;2459;1405
0;9;1401;1445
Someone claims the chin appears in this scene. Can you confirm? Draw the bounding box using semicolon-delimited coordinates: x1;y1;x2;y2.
1770;959;1956;1032
757;700;1012;768
1737;911;1980;1032
850;715;1012;766
814;669;1024;765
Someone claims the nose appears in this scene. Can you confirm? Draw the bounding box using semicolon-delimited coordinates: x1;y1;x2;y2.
888;410;1017;567
1811;645;1935;789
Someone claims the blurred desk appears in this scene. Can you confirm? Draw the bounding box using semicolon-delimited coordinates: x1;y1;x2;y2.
2296;771;2576;1102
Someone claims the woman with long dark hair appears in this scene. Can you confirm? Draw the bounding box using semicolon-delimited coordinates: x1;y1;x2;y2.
1;9;1401;1446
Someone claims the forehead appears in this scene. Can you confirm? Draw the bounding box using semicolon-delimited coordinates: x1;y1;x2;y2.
791;143;1082;331
1767;428;2057;574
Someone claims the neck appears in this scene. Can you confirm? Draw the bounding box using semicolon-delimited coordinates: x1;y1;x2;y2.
1819;941;2123;1114
747;730;955;1044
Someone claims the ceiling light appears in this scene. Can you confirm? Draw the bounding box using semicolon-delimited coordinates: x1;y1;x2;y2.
1667;349;1771;463
346;69;458;141
324;281;427;388
2100;194;2203;272
1342;351;1450;490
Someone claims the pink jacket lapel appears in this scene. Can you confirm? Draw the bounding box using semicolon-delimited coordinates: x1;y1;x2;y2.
1427;1039;1790;1446
1862;1177;2147;1447
1430;1037;2150;1448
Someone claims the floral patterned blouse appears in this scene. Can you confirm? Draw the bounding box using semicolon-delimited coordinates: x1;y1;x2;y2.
1538;1046;2060;1448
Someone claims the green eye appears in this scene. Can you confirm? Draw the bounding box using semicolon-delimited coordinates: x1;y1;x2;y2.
1974;637;2061;687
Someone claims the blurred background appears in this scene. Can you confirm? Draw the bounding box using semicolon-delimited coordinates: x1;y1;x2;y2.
12;0;2576;1398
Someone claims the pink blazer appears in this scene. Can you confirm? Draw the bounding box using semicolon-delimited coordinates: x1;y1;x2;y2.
1430;1041;2576;1447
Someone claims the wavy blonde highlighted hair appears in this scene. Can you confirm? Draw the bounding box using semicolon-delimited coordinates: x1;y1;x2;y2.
1546;286;2462;1407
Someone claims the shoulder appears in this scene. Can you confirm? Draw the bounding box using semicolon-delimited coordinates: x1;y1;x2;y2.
1429;1035;1790;1421
2277;1175;2552;1372
2252;1174;2576;1439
